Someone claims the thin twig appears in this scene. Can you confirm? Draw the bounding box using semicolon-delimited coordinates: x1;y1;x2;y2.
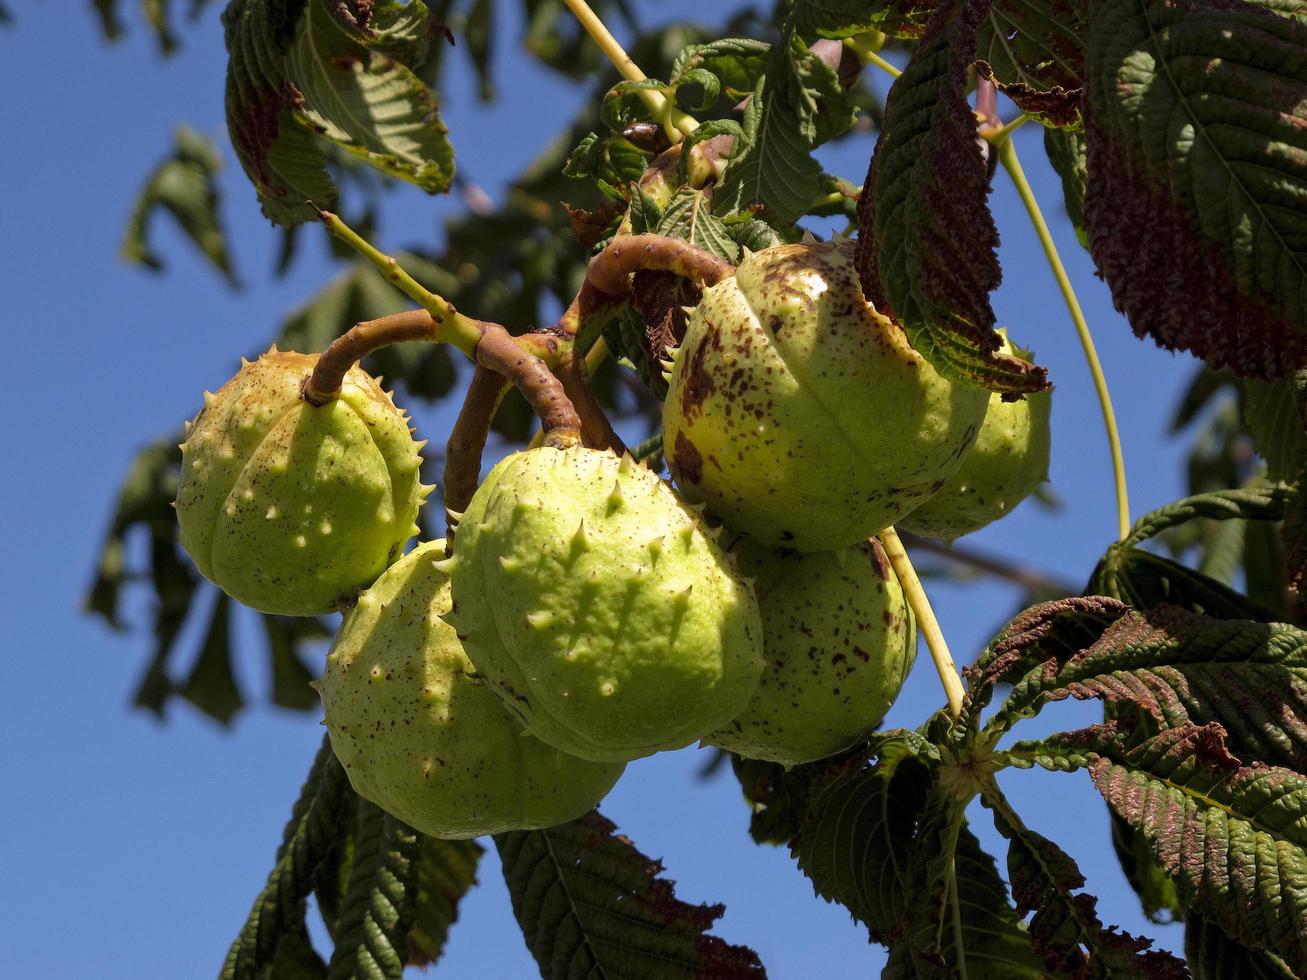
443;367;511;531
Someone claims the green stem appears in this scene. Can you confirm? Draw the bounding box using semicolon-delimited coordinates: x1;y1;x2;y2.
561;0;698;140
948;858;970;980
879;527;966;720
994;137;1131;541
314;208;484;360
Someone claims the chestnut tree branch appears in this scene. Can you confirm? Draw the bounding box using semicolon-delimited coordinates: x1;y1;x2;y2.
443;366;511;532
303;310;438;405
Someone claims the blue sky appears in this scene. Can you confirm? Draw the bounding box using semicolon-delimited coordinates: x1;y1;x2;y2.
2;3;1209;977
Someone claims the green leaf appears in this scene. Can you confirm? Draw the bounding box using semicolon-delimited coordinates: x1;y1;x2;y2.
730;754;818;846
326;801;420;980
122;127;238;286
179;591;243;725
1084;0;1307;378
223;0;452;225
855;0;1049;394
221;738;351;979
1111;813;1182;923
1043;126;1088;247
670;37;772;101
655;188;740;261
1015;722;1307;973
262;615;326;712
405;837;481;969
1118;485;1294;550
791;731;939;939
495;809;765;979
714;33;855;225
1243;377;1307;482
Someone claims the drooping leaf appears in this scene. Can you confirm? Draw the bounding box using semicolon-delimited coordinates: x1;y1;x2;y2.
405;837;481;969
221;738;351;979
325;800;420;980
1116;486;1294;551
856;0;1049;394
122;127;239;286
495;809;766;979
222;0;453;225
179;591;243;725
1013;721;1307;973
730;754;819;846
1111;813;1182;923
984;783;1186;977
262;615;327;711
1083;0;1307;378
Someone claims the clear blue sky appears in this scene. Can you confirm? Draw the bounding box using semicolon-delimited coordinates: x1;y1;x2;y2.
2;4;1207;977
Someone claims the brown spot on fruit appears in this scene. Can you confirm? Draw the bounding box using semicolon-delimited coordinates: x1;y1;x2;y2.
672;431;704;485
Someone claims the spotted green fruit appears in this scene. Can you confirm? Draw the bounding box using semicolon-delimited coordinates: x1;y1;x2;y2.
445;446;764;763
175;349;428;616
662;241;988;552
318;541;623;839
898;337;1052;542
706;539;915;767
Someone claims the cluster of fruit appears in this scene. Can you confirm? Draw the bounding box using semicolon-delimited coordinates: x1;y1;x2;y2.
174;241;1050;839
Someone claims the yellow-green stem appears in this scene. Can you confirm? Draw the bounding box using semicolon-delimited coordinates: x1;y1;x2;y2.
879;526;965;720
994;137;1131;541
561;0;698;140
316;209;484;360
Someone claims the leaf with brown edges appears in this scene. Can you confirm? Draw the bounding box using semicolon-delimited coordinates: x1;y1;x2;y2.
1084;0;1307;378
856;0;1049;393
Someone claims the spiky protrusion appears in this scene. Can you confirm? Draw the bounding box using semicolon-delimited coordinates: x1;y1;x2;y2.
447;445;763;763
174;349;427;616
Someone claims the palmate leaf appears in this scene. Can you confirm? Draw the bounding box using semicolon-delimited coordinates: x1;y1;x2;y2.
122;127;238;286
222;0;453;225
791;731;1043;977
1012;721;1307;973
1084;0;1307;378
495;809;765;979
326;800;421;980
855;0;1049;394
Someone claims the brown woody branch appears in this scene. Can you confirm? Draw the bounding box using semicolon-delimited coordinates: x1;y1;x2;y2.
555;348;626;454
443;366;511;533
303;309;438;405
474;326;581;450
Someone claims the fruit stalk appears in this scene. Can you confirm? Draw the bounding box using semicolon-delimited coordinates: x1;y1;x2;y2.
582;234;735;309
555;348;626;453
878;526;966;720
474;325;582;449
444;366;512;526
303;309;440;405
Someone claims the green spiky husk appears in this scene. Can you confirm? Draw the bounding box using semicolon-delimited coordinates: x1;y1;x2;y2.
446;445;764;763
175;350;426;616
319;540;624;838
706;539;916;767
662;241;988;552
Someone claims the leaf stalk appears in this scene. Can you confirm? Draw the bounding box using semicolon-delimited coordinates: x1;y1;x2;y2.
993;137;1131;541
